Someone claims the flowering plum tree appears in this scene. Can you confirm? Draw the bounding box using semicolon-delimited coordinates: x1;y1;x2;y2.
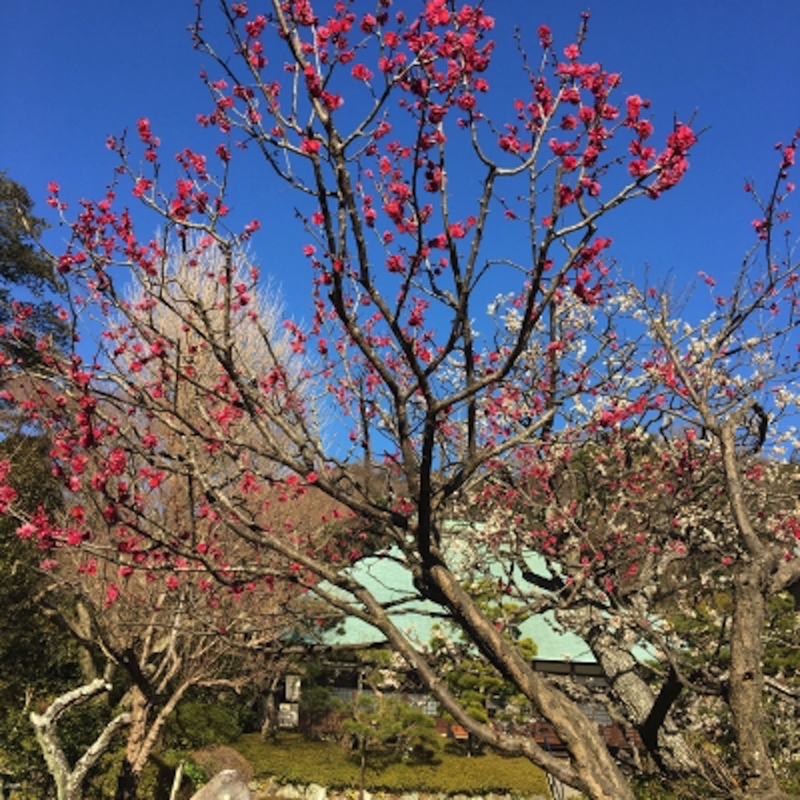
43;505;300;800
1;2;797;798
3;242;334;800
477;137;800;795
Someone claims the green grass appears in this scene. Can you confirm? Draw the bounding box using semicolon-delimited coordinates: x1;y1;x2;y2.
233;733;550;797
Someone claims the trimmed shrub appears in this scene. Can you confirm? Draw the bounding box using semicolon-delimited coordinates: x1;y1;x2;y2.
164;701;243;749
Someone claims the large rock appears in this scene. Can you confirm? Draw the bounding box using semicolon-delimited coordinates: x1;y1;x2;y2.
190;769;252;800
305;783;327;800
192;745;254;783
275;784;303;799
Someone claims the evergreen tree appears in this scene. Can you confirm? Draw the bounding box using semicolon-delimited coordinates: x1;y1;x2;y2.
0;434;88;796
341;651;440;800
0;174;74;792
0;171;68;365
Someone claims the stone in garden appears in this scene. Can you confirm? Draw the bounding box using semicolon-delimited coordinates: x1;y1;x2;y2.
190;769;252;800
305;783;327;800
276;784;303;799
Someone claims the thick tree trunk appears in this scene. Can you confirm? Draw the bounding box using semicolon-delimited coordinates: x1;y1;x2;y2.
590;634;698;775
116;685;148;800
719;422;797;799
430;564;635;800
116;679;196;800
729;563;788;799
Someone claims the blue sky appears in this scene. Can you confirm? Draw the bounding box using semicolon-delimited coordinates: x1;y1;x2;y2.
2;1;800;325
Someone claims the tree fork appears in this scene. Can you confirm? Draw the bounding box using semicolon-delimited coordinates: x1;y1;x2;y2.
429;563;635;800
